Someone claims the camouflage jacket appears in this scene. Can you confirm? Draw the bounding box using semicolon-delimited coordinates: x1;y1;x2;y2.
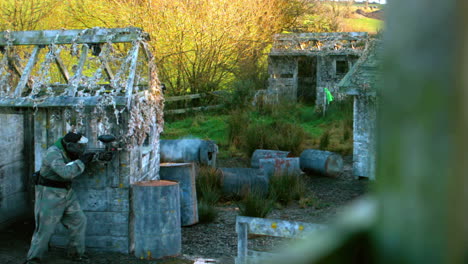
40;138;85;182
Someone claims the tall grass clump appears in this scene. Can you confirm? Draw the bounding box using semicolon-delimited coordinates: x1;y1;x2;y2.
268;172;306;206
319;130;330;150
243;121;306;157
227;109;250;149
237;189;275;218
196;166;222;205
198;201;218;224
196;166;222;223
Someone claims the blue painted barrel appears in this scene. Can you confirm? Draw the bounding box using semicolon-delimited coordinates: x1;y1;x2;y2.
219;168;268;197
160;163;198;226
160;139;218;167
251;149;291;168
132;180;181;259
299;149;343;177
259;158;302;179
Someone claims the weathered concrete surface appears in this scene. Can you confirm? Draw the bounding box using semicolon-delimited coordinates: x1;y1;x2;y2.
339;40;382;179
250;149;291;169
299;149;344;177
160;139;218;167
0;113;30;228
132;180;181;259
352;96;377;179
219;168;268;196
160;163;199;226
258;158;302;179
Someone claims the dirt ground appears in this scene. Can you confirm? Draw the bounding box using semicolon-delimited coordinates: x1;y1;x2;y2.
0;156;368;264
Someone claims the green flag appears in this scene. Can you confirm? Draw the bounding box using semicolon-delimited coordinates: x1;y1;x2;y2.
324;88;334;104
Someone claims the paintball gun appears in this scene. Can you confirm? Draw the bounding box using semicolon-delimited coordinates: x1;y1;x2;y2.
90;134;121;162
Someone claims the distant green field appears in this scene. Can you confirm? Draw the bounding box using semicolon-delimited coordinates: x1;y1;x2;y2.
343;17;383;33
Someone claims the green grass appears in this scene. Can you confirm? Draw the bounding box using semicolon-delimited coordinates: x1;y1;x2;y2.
161;101;354;158
343;17;383;33
162;114;229;147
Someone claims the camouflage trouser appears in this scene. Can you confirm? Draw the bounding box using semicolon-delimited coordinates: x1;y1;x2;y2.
27;185;87;260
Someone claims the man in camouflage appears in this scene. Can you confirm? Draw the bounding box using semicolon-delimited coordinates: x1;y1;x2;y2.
25;132;95;264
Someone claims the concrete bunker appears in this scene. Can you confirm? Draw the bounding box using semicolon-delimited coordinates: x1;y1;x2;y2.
0;27;165;254
261;32;368;106
338;39;382;180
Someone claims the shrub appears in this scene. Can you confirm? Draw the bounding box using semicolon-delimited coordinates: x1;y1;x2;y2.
198;200;218;223
227;79;258;110
237;189;275;218
268;172;305;206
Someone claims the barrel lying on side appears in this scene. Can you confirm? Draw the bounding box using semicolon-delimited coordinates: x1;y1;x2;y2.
160;139;218;167
219;168;268;197
299;149;343;177
160;163;198;226
131;180;181;259
259;158;302;179
251;149;291;168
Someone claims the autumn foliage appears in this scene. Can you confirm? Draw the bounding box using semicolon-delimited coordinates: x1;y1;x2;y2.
0;0;307;95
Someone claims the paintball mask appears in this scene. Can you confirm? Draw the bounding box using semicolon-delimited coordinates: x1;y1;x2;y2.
63;132;88;158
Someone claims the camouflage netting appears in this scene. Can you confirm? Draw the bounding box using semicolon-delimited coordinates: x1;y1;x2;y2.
0;27;164;149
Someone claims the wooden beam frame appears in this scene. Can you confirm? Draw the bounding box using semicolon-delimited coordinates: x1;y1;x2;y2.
68;44;89;96
125;43;140;108
0;27;148;46
14;45;42;97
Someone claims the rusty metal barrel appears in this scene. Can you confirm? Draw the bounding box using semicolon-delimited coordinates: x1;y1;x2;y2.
160;139;218;167
160;163;198;226
251;149;291;168
131;180;181;259
259;157;302;179
299;149;343;177
219;168;268;196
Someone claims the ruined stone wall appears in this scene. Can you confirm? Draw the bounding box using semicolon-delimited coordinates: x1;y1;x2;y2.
316;55;359;106
352;95;377;179
28;106;162;253
266;54;359;105
0;111;31;228
267;56;298;101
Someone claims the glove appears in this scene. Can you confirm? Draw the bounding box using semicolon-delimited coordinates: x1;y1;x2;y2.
79;152;95;165
98;151;114;162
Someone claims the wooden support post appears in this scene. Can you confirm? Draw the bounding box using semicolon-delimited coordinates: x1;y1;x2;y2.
68;44;89;96
101;59;114;81
376;0;466;263
236;221;248;264
7;53;24;78
100;43;114;81
140;41;153;61
52;47;70;83
125;43;140;108
14;45;41;97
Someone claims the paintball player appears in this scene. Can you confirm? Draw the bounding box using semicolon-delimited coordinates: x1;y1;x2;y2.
24;132;95;264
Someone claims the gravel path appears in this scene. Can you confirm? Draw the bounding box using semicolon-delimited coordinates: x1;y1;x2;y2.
182;156;368;263
0;157;367;264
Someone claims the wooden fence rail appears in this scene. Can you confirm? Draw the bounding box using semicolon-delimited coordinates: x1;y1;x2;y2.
235;216;327;264
165;92;226;115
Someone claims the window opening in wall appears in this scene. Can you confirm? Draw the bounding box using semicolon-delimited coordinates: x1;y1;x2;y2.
279;73;294;78
336;60;349;75
298;57;314;78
